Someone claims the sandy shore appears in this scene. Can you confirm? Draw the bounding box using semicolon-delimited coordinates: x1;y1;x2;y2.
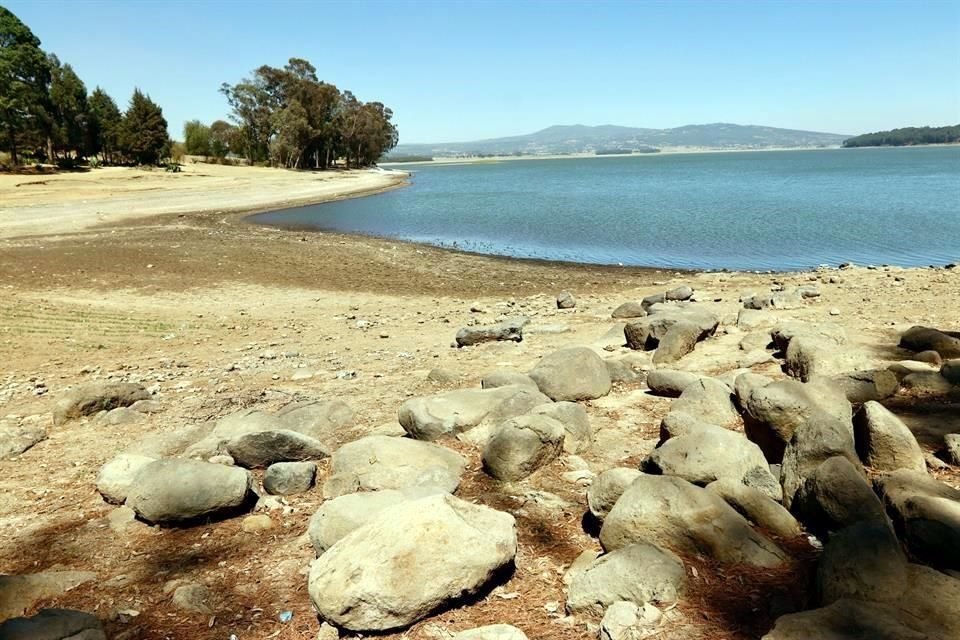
0;165;958;640
0;163;408;239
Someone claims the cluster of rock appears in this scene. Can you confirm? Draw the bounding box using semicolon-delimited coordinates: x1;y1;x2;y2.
12;285;960;639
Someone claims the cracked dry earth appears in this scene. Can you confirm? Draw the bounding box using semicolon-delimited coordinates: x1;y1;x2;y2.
1;212;959;640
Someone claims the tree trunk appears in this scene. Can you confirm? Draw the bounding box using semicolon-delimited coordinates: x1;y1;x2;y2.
46;136;54;165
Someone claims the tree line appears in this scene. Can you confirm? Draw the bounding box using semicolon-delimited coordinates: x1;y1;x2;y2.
843;125;960;148
2;7;398;170
0;7;169;167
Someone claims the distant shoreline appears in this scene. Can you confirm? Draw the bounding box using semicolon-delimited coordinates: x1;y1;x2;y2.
381;145;844;166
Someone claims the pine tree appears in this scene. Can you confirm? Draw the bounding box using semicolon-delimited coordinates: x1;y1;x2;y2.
0;6;51;165
119;89;169;165
87;87;121;162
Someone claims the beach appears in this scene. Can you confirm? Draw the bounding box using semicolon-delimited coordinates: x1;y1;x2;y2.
1;164;958;640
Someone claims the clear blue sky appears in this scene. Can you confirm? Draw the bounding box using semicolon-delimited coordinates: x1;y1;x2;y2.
6;0;959;143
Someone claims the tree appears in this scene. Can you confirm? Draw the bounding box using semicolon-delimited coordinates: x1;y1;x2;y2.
0;6;51;165
119;89;169;165
87;87;121;163
183;119;211;156
208;119;235;158
48;55;88;160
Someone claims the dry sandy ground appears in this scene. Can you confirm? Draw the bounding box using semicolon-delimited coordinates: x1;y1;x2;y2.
0;166;958;640
0;163;407;239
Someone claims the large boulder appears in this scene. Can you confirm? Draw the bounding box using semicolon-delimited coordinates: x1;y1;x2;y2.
587;468;643;522
796;456;889;535
566;543;685;615
275;399;353;441
0;608;106;640
456;317;528;347
53;382;149;425
780;413;858;510
645;370;704;398
96;453;156;504
611;302;646;319
481;370;538;390
706;480;802;539
308;494;517;631
225;429;329;468
853;401;926;472
262;461;316;495
623;309;718;352
600;474;787;567
183;409;284;459
899;326;960;358
832;370;899;403
308;487;444;554
875;469;960;570
816;521;907;605
125;459;253;524
323;435;465;498
942;359;960;384
742;379;852;463
398;386;550;441
761;599;929;640
651;321;702;364
483;415;565;481
528;347;611;401
669;378;739;427
529;402;591;453
646;427;780;500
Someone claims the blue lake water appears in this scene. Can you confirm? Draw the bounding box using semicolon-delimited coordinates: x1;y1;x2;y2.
249;146;960;271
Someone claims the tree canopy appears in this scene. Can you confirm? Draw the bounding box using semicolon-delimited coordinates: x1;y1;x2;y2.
0;6;51;165
119;89;168;165
843;125;960;148
220;58;398;168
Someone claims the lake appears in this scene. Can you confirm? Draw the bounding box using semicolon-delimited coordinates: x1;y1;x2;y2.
249;146;960;271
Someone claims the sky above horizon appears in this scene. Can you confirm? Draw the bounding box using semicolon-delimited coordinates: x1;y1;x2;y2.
7;0;959;144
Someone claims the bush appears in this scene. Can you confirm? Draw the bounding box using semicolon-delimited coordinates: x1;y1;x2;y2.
88;157;102;169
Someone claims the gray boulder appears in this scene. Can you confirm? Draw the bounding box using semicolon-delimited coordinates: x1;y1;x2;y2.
125;459;253;524
96;453;156;504
707;480;802;539
529;401;591;453
650;321;700;364
665;285;694;301
647;427;780;500
669;378;739;426
816;521;907;605
226;429;329;468
587;468;643;522
308;494;517;631
566;543;685;614
398;385;549;441
797;456;888;534
899;325;960;358
876;469;960;570
853;401;926;472
0;608;106;640
308;486;444;554
832;369;899;403
0;424;46;460
528;347;611;401
481;370;538;390
742;378;852;462
456;317;528;347
645;370;704;397
275;399;353;441
658;410;724;441
901;371;955;394
263;461;316;495
761;599;928;640
780;413;858;510
611;302;646;319
183;409;284;459
600;601;662;640
323;435;465;498
53;382;149;425
556;291;576;309
945;433;960;465
624;310;718;352
483;415;565;481
600;474;787;567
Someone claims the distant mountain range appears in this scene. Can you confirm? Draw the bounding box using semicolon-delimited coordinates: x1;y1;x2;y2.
389;123;848;158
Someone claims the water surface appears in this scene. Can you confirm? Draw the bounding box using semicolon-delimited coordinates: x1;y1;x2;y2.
250;147;960;271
